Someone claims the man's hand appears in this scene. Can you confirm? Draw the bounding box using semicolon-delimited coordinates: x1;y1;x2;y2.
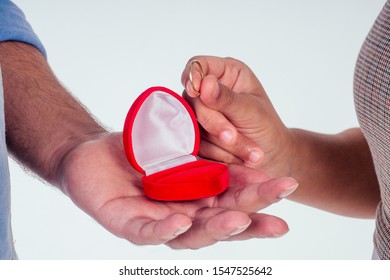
58;132;298;249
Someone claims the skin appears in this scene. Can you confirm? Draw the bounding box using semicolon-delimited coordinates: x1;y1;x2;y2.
182;56;381;219
0;42;298;250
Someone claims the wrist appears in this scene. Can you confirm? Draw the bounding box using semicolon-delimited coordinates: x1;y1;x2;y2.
50;129;108;188
254;125;297;178
284;128;309;178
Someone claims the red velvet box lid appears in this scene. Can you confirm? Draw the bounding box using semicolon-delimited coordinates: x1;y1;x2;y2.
123;86;229;201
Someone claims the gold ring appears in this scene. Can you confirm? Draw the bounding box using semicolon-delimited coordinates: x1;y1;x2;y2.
188;60;205;96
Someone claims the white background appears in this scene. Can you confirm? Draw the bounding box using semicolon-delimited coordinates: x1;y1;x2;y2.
10;0;385;259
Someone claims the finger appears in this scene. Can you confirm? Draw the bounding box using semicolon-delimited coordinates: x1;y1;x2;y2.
181;56;261;96
226;212;290;241
198;138;243;165
184;92;239;146
166;209;252;250
202;134;264;167
199;75;260;123
227;163;270;185
186;60;205;97
181;56;226;98
184;91;264;165
122;213;192;245
217;173;299;213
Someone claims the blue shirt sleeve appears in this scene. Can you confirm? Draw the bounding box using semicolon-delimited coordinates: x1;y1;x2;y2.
0;0;47;58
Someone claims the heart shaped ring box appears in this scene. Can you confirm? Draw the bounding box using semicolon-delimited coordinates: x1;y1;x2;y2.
123;86;229;201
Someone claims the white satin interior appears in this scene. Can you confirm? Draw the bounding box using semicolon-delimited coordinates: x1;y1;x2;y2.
132;90;196;175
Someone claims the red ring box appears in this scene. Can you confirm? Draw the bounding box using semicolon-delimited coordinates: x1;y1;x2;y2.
123;86;229;201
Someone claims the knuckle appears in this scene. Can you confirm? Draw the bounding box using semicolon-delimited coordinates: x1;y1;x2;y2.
224;56;239;64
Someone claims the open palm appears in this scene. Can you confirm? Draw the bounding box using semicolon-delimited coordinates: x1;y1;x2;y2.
57;132;296;249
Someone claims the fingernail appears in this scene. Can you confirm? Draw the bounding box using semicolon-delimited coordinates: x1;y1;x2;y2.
228;221;252;237
248;150;262;163
220;130;234;145
186;80;195;95
278;183;299;199
172;224;192;237
272;228;289;238
186;80;191;92
186;80;200;97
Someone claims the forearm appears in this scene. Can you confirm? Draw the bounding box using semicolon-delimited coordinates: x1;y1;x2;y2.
0;42;106;185
286;127;380;218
